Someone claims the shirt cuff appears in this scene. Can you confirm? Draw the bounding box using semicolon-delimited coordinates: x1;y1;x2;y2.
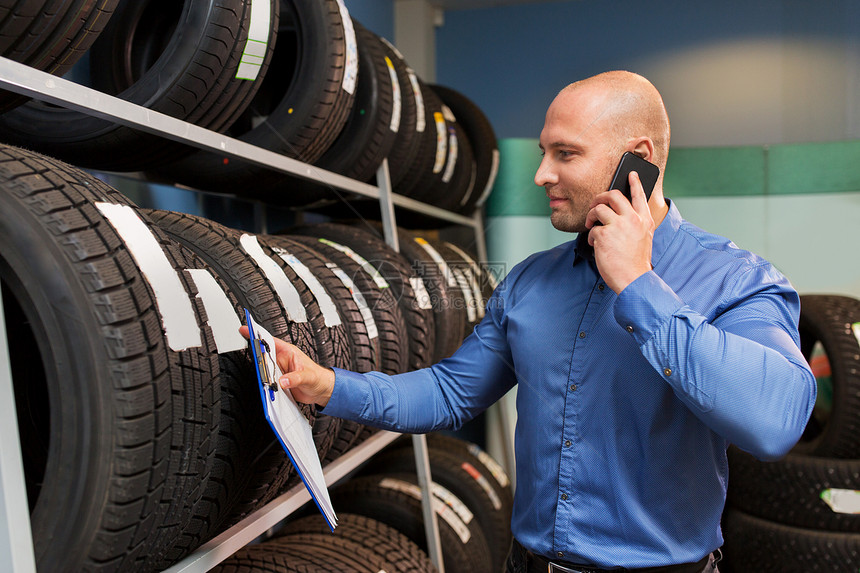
614;271;685;345
320;367;369;419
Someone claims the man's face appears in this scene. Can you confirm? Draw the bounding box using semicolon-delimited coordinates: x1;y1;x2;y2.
535;89;619;233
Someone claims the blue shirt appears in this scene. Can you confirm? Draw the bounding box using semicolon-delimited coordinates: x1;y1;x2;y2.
323;200;816;568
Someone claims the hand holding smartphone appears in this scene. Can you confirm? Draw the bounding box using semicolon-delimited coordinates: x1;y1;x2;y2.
608;151;659;202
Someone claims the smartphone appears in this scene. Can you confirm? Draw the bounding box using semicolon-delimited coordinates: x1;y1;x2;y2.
608;151;659;202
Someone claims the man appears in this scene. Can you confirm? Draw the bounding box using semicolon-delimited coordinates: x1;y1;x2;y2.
243;71;816;573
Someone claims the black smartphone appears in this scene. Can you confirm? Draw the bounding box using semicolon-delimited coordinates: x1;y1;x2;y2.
608;151;659;202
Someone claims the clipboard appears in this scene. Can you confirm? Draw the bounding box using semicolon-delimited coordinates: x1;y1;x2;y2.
244;308;337;530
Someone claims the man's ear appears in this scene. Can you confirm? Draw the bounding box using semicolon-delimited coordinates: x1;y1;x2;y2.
630;137;655;162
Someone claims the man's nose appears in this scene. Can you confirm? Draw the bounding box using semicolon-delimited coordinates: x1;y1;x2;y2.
534;156;558;187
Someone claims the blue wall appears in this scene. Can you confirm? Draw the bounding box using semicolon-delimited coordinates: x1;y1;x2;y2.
345;0;394;41
436;0;860;142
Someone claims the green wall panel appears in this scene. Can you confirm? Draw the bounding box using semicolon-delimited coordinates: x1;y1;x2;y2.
663;147;765;197
486;138;547;217
485;138;860;212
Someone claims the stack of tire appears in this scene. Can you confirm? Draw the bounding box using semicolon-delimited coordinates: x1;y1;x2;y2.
0;0;499;216
212;433;514;573
721;295;860;572
0;142;499;572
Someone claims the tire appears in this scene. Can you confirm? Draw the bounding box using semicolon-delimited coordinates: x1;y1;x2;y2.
288;222;435;372
0;143;220;572
387;433;515;525
398;228;467;361
141;209;319;523
726;446;860;532
377;34;421;188
721;507;860;572
149;0;357;198
416;107;477;215
360;446;512;573
288;233;409;375
277;513;437;572
330;474;493;573
0;0;279;171
395;80;450;202
0;0;120;112
792;294;860;458
210;544;328;573
430;85;500;214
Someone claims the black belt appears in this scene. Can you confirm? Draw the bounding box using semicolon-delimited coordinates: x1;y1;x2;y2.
512;539;711;573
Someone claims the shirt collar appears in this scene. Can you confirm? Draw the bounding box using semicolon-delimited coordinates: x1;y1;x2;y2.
572;199;682;267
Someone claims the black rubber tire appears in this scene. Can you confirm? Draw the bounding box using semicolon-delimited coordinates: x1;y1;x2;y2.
433;239;484;339
398;228;467;361
148;0;357;198
792;294;860;458
395;80;450;202
257;533;394;573
727;446;860;532
276;513;437;572
0;143;220;572
386;433;515;529
140;209;319;523
288;233;409;375
330;473;493;573
0;0;121;112
288;222;435;372
416;109;477;215
359;446;512;573
0;0;279;171
721;507;860;572
429;85;500;214
376;34;421;188
314;20;399;183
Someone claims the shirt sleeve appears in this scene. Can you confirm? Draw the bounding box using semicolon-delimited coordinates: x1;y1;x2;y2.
322;289;519;433
614;267;816;461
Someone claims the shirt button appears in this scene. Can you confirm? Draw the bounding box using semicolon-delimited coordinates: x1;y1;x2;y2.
626;325;634;333
579;331;586;338
664;367;673;376
565;440;572;447
569;384;577;391
561;493;568;500
598;284;605;291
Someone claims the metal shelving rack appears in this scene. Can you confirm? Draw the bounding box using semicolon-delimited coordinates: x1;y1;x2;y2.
0;54;503;572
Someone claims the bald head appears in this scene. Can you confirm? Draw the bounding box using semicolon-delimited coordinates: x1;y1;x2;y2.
558;71;671;171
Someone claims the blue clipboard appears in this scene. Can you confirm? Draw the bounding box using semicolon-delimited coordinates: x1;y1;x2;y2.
244;308;337;530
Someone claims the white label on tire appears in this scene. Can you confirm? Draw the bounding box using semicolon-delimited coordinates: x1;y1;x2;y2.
444;242;485;319
821;488;860;514
467;443;510;488
273;247;341;327
476;148;501;207
452;267;476;323
442;127;458;184
335;0;358;95
95;203;202;351
318;238;389;289
378;478;472;543
414;237;457;287
385;56;401;133
187;269;245;353
432;111;447;174
327;263;378;339
235;0;272;80
410;277;433;310
239;234;307;323
442;104;457;124
408;69;425;132
853;322;860;346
